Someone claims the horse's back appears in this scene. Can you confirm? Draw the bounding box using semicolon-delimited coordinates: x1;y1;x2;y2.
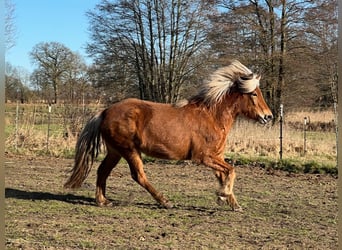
103;98;173;125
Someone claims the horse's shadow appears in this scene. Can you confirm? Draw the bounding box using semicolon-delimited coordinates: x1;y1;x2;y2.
5;187;226;214
5;188;95;206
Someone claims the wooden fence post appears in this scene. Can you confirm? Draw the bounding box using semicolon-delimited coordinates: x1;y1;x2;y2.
15;99;19;151
303;117;307;155
46;105;52;153
279;104;283;161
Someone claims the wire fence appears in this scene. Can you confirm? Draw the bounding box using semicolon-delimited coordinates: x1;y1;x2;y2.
5;103;104;155
5;102;337;166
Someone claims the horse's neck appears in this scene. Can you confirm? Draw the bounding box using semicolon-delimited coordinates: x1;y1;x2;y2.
214;95;241;132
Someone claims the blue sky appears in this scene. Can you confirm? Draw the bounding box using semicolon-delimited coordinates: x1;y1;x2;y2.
6;0;100;73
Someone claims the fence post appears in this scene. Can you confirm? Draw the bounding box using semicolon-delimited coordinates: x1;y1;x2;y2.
333;102;338;162
303;117;307;155
279;104;283;161
46;104;52;153
15;99;19;151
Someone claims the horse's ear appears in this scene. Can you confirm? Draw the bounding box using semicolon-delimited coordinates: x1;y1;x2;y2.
255;74;261;80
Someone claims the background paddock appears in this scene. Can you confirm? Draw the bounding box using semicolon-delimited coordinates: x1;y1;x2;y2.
5;103;337;173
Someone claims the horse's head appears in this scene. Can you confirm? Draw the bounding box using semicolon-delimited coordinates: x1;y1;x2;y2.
188;60;273;124
237;75;273;124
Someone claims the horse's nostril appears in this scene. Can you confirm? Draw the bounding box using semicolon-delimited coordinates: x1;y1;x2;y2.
265;115;273;121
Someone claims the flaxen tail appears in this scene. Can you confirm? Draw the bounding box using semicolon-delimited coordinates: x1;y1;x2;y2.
64;111;104;188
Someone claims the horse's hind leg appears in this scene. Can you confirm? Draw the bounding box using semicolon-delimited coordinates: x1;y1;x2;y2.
96;152;121;206
125;151;172;209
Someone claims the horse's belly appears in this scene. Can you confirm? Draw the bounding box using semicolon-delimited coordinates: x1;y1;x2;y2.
140;140;191;160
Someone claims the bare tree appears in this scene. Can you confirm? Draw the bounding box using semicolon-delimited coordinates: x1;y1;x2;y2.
30;42;75;104
87;0;213;103
303;0;338;107
30;68;54;103
61;53;91;104
5;63;31;103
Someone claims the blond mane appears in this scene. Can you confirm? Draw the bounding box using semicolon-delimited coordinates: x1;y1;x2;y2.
176;60;260;107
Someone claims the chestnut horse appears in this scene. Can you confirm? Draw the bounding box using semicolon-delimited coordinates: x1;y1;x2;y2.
64;60;273;211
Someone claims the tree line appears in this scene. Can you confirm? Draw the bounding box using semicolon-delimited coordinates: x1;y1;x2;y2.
5;0;337;116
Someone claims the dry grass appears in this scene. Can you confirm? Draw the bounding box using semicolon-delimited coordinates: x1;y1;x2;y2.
5;103;91;157
286;110;336;123
6;128;77;157
227;111;337;171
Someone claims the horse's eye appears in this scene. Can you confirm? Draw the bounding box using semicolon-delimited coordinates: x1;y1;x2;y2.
251;93;257;97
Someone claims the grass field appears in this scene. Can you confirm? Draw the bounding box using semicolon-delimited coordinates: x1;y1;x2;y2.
5;155;337;249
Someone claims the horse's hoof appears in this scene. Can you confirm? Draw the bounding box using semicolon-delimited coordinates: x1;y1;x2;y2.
162;201;173;209
232;206;243;212
217;196;227;206
97;200;113;207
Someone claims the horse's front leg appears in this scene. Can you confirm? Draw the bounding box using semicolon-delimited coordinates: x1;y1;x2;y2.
125;150;173;209
203;157;242;211
215;169;242;212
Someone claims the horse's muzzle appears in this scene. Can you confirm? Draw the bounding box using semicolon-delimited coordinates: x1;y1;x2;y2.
259;114;273;124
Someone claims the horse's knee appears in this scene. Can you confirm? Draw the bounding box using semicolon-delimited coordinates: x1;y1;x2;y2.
215;170;223;179
215;171;225;185
215;168;235;182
